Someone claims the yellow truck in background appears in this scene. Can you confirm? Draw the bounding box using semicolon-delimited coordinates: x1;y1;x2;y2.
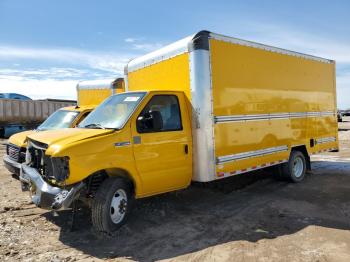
19;31;338;234
4;78;124;176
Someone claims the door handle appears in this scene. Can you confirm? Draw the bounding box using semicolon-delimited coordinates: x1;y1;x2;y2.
184;144;189;154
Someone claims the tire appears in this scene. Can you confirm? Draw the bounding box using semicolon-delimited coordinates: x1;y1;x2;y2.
91;177;133;235
280;150;307;183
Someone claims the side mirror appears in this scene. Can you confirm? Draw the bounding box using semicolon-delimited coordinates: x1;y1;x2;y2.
137;110;163;132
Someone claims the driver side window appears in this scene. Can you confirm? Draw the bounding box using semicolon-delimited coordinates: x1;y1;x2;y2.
137;95;182;133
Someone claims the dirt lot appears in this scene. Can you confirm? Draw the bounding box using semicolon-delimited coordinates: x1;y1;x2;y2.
0;119;350;262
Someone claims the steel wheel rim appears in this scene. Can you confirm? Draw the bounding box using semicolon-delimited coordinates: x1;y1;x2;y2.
293;157;304;178
110;189;127;224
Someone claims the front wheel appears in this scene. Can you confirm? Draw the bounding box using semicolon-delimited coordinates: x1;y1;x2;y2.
280;150;307;183
91;177;133;235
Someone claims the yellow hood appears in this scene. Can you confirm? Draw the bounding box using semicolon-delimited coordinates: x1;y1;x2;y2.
27;128;114;153
8;130;36;148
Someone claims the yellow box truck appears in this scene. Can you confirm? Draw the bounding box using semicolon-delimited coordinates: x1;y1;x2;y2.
4;78;124;176
19;31;338;234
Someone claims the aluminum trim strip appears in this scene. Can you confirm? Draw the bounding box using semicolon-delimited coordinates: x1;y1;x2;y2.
316;137;337;144
216;159;288;178
215;111;336;123
190;49;216;182
209;33;333;64
217;145;288;164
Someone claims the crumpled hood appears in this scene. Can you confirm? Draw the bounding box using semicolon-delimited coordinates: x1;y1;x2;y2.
8;130;36;148
26;128;114;148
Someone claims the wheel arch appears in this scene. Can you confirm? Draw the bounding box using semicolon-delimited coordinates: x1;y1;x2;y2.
105;168;138;195
290;145;311;171
83;167;140;199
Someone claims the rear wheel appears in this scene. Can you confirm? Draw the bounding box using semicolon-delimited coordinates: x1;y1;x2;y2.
280;150;307;182
91;177;133;235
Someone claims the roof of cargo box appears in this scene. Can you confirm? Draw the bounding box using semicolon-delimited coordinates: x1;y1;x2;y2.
125;30;333;73
77;78;124;90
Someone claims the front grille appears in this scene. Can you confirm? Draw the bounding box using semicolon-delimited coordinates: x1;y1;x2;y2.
28;146;45;170
7;144;20;162
27;139;68;183
27;140;52;181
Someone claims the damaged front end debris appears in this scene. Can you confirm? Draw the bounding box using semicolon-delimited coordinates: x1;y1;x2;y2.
20;164;84;210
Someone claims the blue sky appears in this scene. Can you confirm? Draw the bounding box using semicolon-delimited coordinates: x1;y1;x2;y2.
0;0;349;108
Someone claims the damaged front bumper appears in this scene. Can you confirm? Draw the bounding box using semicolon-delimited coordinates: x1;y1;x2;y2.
19;164;84;210
3;155;21;176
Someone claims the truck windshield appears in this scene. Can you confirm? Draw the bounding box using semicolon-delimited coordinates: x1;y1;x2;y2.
37;110;79;131
78;92;146;129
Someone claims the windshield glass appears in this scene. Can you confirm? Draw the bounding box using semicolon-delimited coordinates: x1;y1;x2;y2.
37;110;79;131
78;92;146;129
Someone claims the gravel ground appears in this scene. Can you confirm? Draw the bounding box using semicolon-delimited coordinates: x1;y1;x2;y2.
0;118;349;262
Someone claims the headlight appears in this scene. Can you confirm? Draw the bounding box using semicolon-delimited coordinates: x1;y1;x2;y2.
50;156;70;182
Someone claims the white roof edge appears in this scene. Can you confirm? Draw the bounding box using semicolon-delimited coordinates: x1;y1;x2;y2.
209;32;333;64
126;35;195;73
125;31;334;74
77;78;123;90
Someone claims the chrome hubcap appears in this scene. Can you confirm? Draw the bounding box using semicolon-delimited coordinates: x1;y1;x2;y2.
293;157;304;178
110;189;127;224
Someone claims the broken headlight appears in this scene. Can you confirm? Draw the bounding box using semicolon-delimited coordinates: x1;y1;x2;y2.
49;156;70;183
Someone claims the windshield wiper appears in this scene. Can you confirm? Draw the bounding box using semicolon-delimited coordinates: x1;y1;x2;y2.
83;123;105;129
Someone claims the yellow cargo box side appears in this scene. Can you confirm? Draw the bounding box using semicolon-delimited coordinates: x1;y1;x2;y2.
209;35;338;178
126;31;338;182
127;39;191;99
77;78;124;106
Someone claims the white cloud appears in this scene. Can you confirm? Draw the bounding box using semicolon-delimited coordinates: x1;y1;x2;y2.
0;78;78;100
131;43;163;52
337;72;350;109
0;67;110;81
230;23;350;63
125;38;137;43
124;37;163;52
0;67;121;99
0;45;130;74
0;45;136;100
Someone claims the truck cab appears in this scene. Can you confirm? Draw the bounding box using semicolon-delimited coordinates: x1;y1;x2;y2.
21;90;192;232
4;78;125;177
